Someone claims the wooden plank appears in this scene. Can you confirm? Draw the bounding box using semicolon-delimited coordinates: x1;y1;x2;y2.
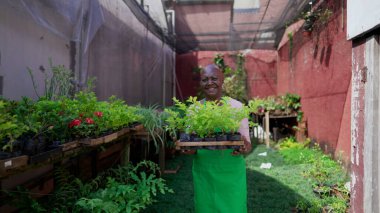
130;124;144;132
0;155;28;176
97;142;124;160
117;128;130;137
265;111;270;148
159;141;165;175
176;141;244;147
121;137;131;166
60;140;79;152
80;137;104;146
104;132;118;143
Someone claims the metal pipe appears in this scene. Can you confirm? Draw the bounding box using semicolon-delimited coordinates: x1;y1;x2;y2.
166;9;176;101
163;46;166;107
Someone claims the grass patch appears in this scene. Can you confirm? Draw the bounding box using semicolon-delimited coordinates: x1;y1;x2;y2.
144;139;349;213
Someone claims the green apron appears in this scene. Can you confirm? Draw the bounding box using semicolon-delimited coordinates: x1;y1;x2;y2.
192;149;247;213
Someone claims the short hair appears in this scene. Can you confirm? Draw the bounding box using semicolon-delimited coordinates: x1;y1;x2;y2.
202;64;220;73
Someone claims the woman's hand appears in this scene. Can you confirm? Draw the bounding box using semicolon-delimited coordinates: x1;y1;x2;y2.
232;135;252;155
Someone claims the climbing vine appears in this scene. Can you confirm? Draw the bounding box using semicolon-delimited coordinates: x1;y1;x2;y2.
214;53;248;103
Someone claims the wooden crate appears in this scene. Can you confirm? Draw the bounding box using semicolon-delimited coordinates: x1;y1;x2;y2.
0;155;28;175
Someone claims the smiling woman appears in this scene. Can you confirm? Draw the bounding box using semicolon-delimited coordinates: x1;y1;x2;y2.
200;64;224;101
191;64;251;213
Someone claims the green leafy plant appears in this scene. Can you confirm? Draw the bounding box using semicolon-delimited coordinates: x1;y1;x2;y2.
6;186;47;213
302;11;318;32
0;100;28;152
136;105;166;153
302;8;332;32
74;161;173;213
214;53;248;103
30;99;72;142
106;96;142;131
27;58;74;101
6;161;172;213
168;96;249;138
162;103;186;140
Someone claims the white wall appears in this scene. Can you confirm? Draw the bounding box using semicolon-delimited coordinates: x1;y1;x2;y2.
347;0;380;39
0;2;70;100
363;35;380;213
144;0;168;31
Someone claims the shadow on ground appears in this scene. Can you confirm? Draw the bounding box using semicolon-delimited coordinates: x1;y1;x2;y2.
143;145;309;213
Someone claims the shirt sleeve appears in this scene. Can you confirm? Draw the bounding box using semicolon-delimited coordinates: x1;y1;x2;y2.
229;99;251;143
238;118;251;143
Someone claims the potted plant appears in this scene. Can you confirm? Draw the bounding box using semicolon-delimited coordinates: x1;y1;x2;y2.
135;105;167;152
0;100;28;157
302;11;317;35
283;93;301;115
174;97;249;143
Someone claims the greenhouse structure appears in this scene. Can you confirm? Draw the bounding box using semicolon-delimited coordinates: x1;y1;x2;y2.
0;0;379;212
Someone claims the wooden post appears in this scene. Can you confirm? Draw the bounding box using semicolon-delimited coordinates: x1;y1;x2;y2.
159;141;165;175
121;136;131;166
262;115;265;143
265;111;270;148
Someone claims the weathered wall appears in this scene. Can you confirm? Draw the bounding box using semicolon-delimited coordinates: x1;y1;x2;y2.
277;0;351;163
175;50;277;100
350;34;380;213
88;0;174;106
0;2;70;100
350;37;365;213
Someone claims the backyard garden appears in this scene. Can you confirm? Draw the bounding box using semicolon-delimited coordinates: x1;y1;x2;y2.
0;63;350;211
4;0;379;212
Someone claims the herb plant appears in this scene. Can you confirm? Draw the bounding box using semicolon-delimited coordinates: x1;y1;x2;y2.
0;100;28;152
167;97;249;138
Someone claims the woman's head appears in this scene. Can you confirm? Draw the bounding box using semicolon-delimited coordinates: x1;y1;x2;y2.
200;64;224;101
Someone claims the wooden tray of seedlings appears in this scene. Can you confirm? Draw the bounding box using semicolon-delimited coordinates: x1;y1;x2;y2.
175;140;244;149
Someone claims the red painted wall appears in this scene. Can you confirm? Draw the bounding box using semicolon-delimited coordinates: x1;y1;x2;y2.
176;50;277;100
277;0;351;163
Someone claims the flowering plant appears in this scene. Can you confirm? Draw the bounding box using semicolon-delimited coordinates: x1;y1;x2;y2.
67;110;104;138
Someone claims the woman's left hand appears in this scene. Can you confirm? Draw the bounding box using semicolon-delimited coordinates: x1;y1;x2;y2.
231;135;252;155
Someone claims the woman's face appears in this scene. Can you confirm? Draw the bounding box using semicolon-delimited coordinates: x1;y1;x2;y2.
200;66;224;101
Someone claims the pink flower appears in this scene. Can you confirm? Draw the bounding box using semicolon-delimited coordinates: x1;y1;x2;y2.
69;119;81;128
85;118;94;124
94;111;103;118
